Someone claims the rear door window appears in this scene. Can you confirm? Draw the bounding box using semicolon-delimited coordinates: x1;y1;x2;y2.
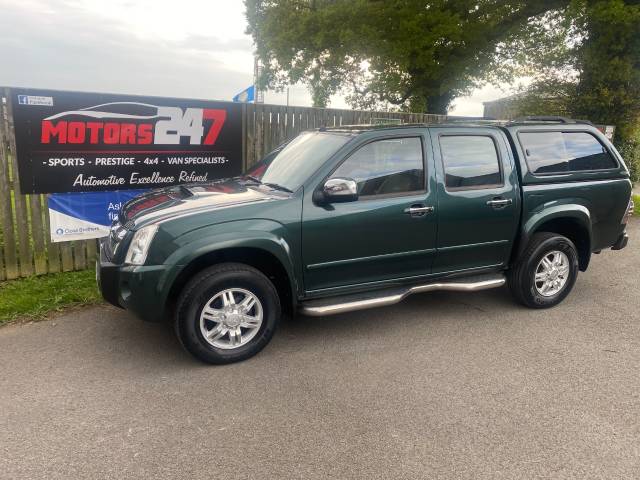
519;131;617;174
440;135;502;189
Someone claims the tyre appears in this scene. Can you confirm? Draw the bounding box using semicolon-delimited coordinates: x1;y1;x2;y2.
175;263;281;364
508;232;579;309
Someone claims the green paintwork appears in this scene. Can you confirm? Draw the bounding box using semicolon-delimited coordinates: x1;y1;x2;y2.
98;123;632;322
301;128;438;293
506;124;632;254
429;127;521;273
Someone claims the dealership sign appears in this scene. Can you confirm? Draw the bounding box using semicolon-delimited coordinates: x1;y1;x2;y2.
11;88;243;194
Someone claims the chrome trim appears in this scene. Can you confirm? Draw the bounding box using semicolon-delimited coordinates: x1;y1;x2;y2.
306;247;436;270
300;275;506;316
107;220;129;256
324;177;358;200
305;263;504;296
437;239;509;252
486;198;513;207
403;205;434;214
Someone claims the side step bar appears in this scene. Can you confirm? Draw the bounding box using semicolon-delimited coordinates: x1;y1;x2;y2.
300;274;506;317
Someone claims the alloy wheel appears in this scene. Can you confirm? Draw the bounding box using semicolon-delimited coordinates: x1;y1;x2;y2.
199;288;264;349
534;250;570;297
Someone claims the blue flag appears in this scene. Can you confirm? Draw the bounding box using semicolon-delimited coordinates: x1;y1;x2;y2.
232;85;255;103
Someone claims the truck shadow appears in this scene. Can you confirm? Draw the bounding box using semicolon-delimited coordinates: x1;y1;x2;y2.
102;286;517;367
281;287;514;339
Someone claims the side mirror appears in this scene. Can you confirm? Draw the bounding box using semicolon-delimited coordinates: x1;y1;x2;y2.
322;177;358;203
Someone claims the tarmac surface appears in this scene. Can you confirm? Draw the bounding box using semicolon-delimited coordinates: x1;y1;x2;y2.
1;220;639;479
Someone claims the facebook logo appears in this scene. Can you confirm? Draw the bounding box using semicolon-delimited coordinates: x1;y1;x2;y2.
15;94;53;106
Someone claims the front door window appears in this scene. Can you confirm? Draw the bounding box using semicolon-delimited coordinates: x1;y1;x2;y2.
331;137;425;197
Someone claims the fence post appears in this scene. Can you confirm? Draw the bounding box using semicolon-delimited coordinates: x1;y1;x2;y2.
246;104;256;167
0;92;18;280
241;103;247;171
3;89;34;277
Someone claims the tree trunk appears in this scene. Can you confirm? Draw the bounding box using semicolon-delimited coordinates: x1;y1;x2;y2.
425;94;452;116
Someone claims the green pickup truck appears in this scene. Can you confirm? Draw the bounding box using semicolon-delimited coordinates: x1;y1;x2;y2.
98;117;633;364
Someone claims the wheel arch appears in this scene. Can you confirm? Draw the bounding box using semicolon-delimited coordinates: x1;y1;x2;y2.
516;206;592;271
166;244;298;319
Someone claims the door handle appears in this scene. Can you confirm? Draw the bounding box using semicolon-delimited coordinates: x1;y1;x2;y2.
403;204;435;216
486;198;513;208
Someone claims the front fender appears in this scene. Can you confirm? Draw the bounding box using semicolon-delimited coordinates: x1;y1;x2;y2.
156;219;300;302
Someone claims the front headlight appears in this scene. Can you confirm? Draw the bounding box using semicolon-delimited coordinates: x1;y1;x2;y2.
125;225;158;265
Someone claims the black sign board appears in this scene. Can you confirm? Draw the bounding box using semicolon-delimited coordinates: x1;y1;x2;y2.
10;88;243;193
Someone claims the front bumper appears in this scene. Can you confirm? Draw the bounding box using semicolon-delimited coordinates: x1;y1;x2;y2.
97;241;172;322
611;232;629;251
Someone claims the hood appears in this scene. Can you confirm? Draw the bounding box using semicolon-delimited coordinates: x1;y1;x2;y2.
120;179;280;226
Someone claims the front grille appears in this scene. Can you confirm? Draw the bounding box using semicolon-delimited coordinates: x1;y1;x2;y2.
108;221;129;257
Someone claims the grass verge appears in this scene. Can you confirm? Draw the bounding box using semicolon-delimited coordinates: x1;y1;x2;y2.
0;269;102;326
634;194;640;216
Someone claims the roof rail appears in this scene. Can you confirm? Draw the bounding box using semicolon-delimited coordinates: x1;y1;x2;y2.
510;115;594;126
512;115;572;123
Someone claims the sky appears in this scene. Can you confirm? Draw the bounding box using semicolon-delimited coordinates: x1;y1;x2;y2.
0;0;512;116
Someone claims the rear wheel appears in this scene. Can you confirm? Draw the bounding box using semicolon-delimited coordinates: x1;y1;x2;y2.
508;232;579;309
175;263;280;364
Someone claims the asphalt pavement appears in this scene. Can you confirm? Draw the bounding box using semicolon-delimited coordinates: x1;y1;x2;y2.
1;220;639;479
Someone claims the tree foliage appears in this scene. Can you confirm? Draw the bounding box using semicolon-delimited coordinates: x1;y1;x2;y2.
245;0;569;112
246;0;640;178
573;0;640;143
509;0;640;178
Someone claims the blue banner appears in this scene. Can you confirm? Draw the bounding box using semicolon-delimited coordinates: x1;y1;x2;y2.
48;190;147;242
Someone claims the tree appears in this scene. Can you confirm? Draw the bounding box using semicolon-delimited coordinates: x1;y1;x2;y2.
245;0;569;112
509;0;640;178
247;0;640;180
573;0;640;144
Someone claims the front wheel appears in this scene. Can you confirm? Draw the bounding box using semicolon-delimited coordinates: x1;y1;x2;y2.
175;263;281;364
508;232;579;309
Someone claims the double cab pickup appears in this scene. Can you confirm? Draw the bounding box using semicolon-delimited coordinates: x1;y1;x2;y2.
98;117;633;364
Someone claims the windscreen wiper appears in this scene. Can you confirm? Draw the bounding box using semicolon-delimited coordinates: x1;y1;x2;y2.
244;175;263;183
239;175;291;193
178;185;195;197
263;182;293;193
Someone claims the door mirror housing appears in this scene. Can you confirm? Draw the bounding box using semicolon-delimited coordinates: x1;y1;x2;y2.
321;177;358;203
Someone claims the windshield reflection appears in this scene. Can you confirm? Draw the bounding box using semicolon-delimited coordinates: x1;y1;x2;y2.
244;131;352;191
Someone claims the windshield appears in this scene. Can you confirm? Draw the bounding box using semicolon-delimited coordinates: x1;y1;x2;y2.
244;131;352;191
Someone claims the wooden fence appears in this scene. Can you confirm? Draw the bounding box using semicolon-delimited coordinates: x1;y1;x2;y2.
0;89;448;280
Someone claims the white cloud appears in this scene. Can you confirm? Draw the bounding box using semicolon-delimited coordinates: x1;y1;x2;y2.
0;0;510;114
0;0;253;101
449;84;513;117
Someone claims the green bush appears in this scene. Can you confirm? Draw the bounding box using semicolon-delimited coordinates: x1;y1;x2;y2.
618;140;640;183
